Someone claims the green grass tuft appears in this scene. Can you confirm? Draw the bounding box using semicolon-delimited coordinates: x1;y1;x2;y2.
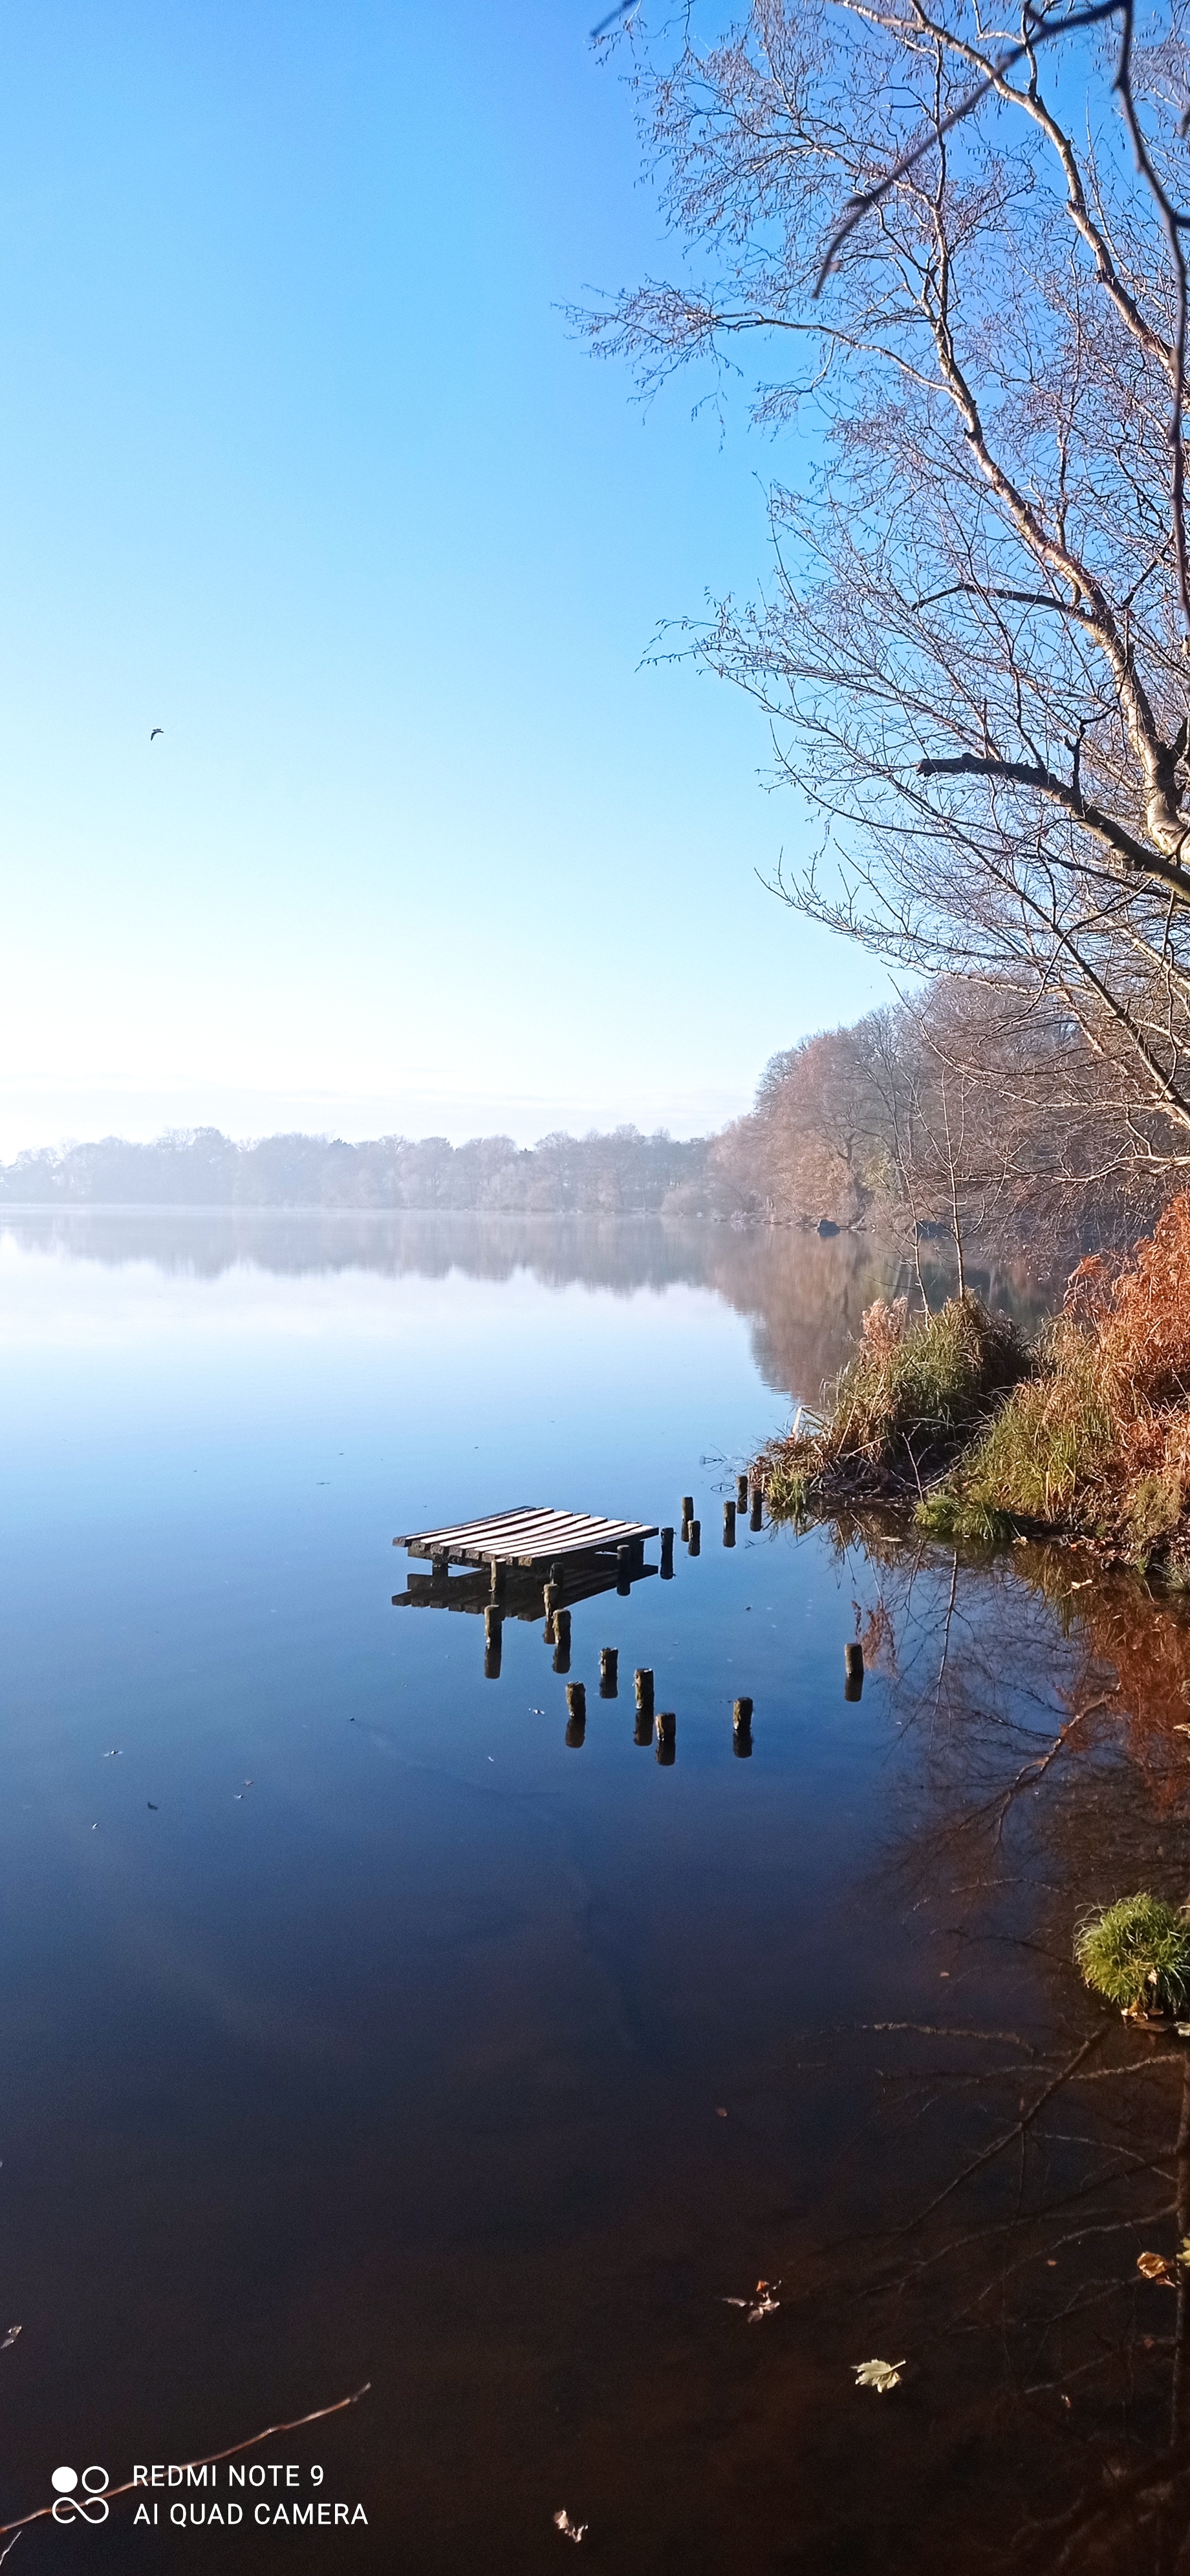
1074;1893;1190;2017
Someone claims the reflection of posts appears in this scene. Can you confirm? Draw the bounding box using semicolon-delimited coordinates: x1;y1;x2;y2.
688;1518;701;1558
553;1609;571;1675
543;1582;560;1640
680;1495;694;1541
634;1668;654;1745
617;1543;632;1596
600;1646;618;1698
565;1681;585;1744
736;1473;749;1511
660;1526;674;1579
733;1695;753;1757
749;1488;763;1532
565;1711;586;1748
723;1499;736;1547
484;1604;502;1680
655;1710;676;1765
844;1641;864;1701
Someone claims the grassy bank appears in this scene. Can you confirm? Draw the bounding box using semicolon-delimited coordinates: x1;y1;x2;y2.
758;1194;1190;1569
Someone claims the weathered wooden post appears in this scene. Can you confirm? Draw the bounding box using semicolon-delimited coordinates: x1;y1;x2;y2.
723;1499;736;1546
749;1487;763;1532
634;1667;654;1744
616;1543;632;1596
687;1518;701;1557
733;1695;753;1757
483;1603;502;1680
566;1681;586;1724
844;1641;864;1701
680;1495;695;1538
432;1552;449;1582
736;1473;749;1511
489;1558;506;1600
654;1710;676;1765
600;1646;618;1699
553;1609;572;1674
565;1706;586;1748
484;1605;502;1647
660;1526;674;1580
543;1580;560;1640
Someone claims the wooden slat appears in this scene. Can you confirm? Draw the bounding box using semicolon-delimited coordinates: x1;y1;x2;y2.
393;1503;658;1564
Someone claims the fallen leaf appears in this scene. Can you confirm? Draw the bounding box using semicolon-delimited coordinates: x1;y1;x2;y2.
724;2278;781;2322
854;2359;905;2392
0;2326;21;2350
715;2107;728;2118
1138;2251;1175;2284
553;2509;587;2544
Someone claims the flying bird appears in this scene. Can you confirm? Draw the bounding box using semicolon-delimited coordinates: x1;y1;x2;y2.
149;727;164;742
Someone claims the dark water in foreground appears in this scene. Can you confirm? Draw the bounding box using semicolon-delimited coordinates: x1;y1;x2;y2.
2;1212;1187;2574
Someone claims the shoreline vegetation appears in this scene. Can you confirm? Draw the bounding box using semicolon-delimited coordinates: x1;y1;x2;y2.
757;1195;1190;1574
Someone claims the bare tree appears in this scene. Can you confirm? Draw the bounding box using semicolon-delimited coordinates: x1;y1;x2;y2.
585;0;1190;1175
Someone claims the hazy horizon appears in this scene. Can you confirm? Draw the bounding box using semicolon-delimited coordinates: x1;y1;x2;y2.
0;1076;744;1165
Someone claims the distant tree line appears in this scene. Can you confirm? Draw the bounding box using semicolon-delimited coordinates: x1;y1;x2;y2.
700;976;1173;1261
5;972;1173;1252
0;1125;711;1214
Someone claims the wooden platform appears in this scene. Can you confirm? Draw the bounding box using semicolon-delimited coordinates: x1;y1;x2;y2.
393;1504;658;1571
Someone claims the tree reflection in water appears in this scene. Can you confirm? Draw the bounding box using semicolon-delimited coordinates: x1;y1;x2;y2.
817;1534;1190;2573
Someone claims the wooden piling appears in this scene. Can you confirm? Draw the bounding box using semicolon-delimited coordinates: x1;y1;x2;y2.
565;1712;586;1748
484;1640;502;1680
688;1518;701;1557
654;1710;676;1765
736;1473;749;1511
600;1646;618;1698
489;1559;506;1600
431;1553;449;1581
733;1695;753;1732
484;1605;502;1646
660;1526;674;1579
723;1499;736;1545
566;1682;586;1724
553;1609;571;1674
681;1494;695;1526
844;1640;864;1701
634;1668;654;1719
749;1489;763;1532
616;1542;632;1594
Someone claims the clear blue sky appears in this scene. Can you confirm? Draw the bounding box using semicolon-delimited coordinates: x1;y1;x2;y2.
0;0;891;1156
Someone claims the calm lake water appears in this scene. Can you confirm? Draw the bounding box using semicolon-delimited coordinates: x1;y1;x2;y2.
1;1210;1187;2573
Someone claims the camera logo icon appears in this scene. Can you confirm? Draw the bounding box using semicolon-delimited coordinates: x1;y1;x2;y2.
50;2467;110;2526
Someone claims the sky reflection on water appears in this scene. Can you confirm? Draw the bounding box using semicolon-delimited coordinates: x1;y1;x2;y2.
0;1212;1176;2574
